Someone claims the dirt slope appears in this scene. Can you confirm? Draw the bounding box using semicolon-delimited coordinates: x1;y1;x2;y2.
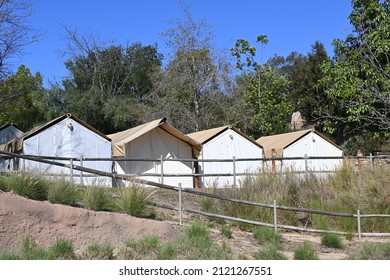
0;192;179;253
1;191;388;259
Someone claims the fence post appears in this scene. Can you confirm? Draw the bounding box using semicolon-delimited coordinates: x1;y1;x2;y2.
271;149;276;173
160;155;164;185
273;200;277;233
80;158;84;185
369;153;373;167
357;209;361;242
357;150;363;172
178;183;183;226
304;154;308;178
232;156;236;187
70;158;73;183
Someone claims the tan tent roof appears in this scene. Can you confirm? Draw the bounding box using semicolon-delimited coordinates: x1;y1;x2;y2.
108;118;201;157
188;125;263;149
0;113;110;153
256;129;340;158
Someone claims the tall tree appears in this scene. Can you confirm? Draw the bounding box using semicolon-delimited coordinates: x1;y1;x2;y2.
61;28;162;133
0;0;42;79
0;65;46;130
321;0;390;140
231;36;292;139
268;41;331;129
148;2;234;133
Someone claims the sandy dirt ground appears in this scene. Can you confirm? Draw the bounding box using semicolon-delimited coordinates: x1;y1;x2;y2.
0;191;388;259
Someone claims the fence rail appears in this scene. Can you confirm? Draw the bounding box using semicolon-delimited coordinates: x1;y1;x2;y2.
1;151;390;239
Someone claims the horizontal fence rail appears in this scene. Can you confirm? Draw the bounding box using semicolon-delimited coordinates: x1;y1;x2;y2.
1;151;390;239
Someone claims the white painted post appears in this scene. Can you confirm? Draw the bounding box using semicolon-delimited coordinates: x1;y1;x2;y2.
369;153;373;167
178;183;183;226
80;158;84;185
357;209;361;241
70;158;73;183
233;156;236;187
273;200;277;233
160;155;164;185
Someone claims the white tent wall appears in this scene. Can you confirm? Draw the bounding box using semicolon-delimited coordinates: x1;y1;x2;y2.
282;131;343;172
22;118;112;186
0;125;24;171
115;127;194;188
200;129;263;188
0;125;23;144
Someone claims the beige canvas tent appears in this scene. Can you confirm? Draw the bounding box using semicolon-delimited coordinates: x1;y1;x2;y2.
0;114;112;185
108;118;201;188
188;125;263;188
0;123;24;170
256;129;343;173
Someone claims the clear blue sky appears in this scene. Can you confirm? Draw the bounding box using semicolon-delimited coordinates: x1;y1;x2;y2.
13;0;353;87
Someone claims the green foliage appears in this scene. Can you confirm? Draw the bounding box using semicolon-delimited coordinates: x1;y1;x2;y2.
254;245;287;260
321;233;344;249
117;186;155;218
253;227;282;247
21;235;52;260
293;242;318;260
62;35;162;133
47;178;80;206
0;65;47;130
320;0;390;139
9;172;48;201
0;175;10;192
83;243;114;260
352;242;390;260
123;235;161;259
82;186;113;211
50;239;75;260
231;38;292;138
268;41;331;127
221;224;233;239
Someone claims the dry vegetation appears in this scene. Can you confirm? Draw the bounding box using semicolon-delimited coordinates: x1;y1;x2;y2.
1;163;390;260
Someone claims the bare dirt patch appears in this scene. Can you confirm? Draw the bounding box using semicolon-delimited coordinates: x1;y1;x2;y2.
0;192;179;253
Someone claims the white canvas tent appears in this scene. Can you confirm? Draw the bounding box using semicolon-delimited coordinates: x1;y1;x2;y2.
0;123;24;170
256;129;343;174
0;114;112;185
108;118;201;188
188;125;264;188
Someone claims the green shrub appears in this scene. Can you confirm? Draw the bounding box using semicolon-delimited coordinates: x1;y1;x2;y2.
21;235;52;260
0;252;21;260
157;244;177;260
10;172;48;201
47;179;80;206
0;175;10;192
253;227;282;247
50;239;75;259
294;242;318;260
83;186;113;211
221;224;233;239
321;233;344;249
357;242;390;260
83;243;114;260
255;245;287;260
117;186;155;218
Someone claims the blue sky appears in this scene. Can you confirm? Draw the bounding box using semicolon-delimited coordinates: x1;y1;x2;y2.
13;0;353;86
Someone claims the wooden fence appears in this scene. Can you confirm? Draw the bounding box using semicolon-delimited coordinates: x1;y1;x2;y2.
2;150;389;187
1;151;390;239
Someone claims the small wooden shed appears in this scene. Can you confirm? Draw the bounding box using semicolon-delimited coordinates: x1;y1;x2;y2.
188;125;264;188
256;129;343;173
